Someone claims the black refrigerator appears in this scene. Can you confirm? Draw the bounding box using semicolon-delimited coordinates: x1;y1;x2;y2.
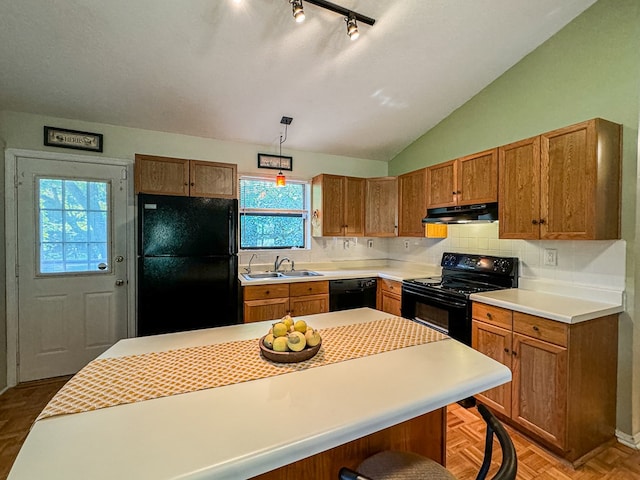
137;193;240;336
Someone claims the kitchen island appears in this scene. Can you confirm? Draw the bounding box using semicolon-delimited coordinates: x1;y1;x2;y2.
8;308;510;480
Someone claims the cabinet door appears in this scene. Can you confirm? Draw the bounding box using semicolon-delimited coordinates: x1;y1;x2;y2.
365;177;398;237
498;136;541;239
398;168;427;237
289;294;329;317
426;160;456;208
457;149;498;205
472;320;512;417
379;291;401;316
243;298;290;323
190;160;237;199
134;154;189;196
312;174;345;236
512;333;567;449
344;176;365;236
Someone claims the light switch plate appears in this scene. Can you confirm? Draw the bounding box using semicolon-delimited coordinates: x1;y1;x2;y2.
544;248;558;266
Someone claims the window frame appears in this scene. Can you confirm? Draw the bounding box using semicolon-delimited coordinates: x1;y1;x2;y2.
238;175;311;252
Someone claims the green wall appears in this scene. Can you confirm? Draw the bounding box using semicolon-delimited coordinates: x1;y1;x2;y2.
390;0;640;437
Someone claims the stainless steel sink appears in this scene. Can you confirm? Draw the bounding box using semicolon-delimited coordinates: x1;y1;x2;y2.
242;270;322;280
242;272;283;280
279;270;323;277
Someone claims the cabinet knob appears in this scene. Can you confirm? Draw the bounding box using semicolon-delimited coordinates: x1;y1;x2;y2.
532;325;540;331
504;348;510;353
190;182;195;186
486;312;493;319
512;350;517;357
539;219;546;225
452;191;456;195
265;290;270;295
532;219;539;225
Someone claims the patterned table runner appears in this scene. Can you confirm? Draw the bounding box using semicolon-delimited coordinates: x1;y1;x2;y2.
38;316;448;421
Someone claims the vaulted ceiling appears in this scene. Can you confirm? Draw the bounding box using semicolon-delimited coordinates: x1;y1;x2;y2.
0;0;597;161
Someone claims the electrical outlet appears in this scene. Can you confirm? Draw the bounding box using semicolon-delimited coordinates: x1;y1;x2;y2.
404;240;410;249
544;248;558;266
367;239;374;248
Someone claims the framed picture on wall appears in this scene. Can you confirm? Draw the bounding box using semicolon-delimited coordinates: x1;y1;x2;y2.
257;153;293;171
44;126;104;152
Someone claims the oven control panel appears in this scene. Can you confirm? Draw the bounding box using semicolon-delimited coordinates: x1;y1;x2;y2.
442;253;517;275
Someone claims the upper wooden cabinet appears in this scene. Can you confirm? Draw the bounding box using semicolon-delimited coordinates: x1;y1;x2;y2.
365;177;398;237
134;154;237;199
498;118;621;240
426;149;498;208
398;168;427;237
311;174;365;237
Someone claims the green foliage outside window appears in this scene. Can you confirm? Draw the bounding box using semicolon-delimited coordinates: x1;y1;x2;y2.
39;178;109;273
239;178;307;249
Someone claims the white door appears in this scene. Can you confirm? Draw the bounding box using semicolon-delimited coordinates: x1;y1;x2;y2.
16;156;129;381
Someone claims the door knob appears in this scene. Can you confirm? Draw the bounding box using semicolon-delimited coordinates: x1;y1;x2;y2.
115;279;125;286
98;263;107;270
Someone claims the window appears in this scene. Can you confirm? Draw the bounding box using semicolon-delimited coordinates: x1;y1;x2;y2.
239;176;308;250
38;177;110;274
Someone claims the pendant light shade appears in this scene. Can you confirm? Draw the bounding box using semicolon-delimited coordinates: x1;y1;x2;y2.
276;172;286;187
275;116;293;187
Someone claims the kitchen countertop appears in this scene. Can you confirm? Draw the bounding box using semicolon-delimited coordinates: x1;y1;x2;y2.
470;288;624;324
239;265;440;286
8;308;510;480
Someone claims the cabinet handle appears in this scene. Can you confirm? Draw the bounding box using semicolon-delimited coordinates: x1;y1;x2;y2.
532;325;540;332
532;219;539;225
486;312;493;319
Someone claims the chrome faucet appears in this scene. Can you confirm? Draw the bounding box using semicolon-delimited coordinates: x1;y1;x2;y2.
274;255;291;272
245;253;257;274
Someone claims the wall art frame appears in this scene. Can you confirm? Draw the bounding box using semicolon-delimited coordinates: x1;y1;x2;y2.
44;126;104;152
257;153;293;171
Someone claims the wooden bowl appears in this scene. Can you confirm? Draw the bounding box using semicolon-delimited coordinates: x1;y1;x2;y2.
259;335;322;363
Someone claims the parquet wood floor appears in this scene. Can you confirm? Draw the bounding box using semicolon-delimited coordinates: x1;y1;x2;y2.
446;402;640;480
0;379;638;479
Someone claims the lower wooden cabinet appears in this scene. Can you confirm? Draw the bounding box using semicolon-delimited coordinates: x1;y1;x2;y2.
471;302;618;465
377;279;402;316
243;281;329;323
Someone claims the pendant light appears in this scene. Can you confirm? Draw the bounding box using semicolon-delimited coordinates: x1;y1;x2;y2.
276;116;293;187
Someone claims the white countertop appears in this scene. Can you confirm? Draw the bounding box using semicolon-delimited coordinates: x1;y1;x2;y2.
9;308;510;480
470;288;624;324
239;265;439;286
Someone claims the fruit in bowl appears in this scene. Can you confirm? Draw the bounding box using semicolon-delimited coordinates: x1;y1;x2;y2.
260;314;322;363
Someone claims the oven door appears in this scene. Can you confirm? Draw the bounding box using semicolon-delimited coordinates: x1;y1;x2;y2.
401;283;471;345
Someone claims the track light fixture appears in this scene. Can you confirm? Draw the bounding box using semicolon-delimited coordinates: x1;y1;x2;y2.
290;0;375;40
345;13;359;41
290;0;305;23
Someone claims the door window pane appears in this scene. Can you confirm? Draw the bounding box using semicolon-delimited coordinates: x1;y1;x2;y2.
38;178;111;274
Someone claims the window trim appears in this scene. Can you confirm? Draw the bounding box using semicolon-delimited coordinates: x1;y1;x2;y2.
238;175;310;251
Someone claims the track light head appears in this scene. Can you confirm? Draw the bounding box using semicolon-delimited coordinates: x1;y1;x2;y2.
290;0;305;23
346;13;359;41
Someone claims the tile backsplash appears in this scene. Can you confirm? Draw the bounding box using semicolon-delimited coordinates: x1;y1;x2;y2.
239;222;626;295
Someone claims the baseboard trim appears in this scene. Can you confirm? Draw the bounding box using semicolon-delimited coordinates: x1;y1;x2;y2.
616;429;640;449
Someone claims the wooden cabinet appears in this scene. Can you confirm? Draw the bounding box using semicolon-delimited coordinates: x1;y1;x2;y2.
134;154;237;198
377;279;402;316
426;149;498;208
311;174;365;237
365;177;398;237
398;168;427;237
243;281;329;323
498;118;621;239
289;281;329;317
472;303;618;465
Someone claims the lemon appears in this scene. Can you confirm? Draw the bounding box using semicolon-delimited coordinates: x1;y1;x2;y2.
272;322;288;337
273;336;289;352
287;331;307;352
263;333;275;349
282;314;294;329
305;328;321;347
294;320;307;333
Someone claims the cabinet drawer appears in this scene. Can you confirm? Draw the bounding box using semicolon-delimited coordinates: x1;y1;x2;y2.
290;281;329;297
513;312;568;347
379;278;402;294
243;284;290;301
472;303;512;329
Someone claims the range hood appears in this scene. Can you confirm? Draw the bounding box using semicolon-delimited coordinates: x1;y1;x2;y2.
422;203;499;224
